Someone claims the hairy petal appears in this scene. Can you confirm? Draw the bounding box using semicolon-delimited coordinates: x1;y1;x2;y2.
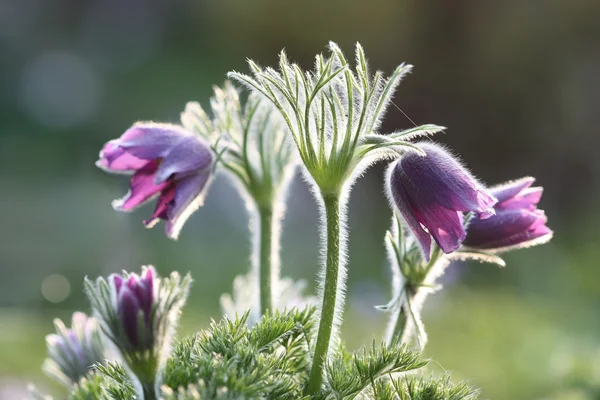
112;160;169;211
400;143;497;217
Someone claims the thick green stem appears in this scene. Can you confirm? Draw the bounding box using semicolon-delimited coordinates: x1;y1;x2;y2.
305;193;342;394
258;205;275;315
142;383;157;400
389;288;416;344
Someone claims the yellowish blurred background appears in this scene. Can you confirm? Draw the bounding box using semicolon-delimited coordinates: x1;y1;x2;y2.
1;1;599;399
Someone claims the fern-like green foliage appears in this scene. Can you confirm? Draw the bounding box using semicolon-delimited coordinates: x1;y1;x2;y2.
68;363;135;400
60;309;477;400
162;308;316;399
369;375;480;400
324;341;427;399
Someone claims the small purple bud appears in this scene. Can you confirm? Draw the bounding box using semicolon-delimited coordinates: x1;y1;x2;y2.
97;123;214;239
85;266;190;393
113;267;157;351
43;312;105;386
387;142;497;260
464;177;553;251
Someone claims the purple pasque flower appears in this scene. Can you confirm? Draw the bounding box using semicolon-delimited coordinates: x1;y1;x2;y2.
44;312;105;386
463;177;552;251
387;142;497;260
112;266;156;351
97;123;213;239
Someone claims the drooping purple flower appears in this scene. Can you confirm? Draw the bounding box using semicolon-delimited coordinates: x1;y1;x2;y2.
386;142;497;260
44;312;105;386
97;123;213;239
463;177;552;251
112;266;156;350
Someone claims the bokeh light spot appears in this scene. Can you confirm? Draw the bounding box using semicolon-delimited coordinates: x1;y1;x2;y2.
41;274;70;303
18;51;101;128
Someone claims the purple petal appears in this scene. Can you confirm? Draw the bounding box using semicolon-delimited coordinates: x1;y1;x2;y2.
464;209;545;248
153;136;213;184
389;163;432;259
117;124;191;160
143;183;176;228
97;141;150;172
117;286;141;347
412;199;466;254
112;160;169;211
473;223;552;250
164;171;212;239
490;177;535;203
496;187;543;211
400;143;497;215
112;274;124;295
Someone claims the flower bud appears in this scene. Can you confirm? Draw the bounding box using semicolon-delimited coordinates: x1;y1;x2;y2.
43;312;105;386
386;143;497;260
464;177;552;251
85;266;191;396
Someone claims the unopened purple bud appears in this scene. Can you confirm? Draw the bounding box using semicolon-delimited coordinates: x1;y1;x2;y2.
113;267;156;351
386;143;497;260
96;123;214;239
43;312;105;386
464;177;552;251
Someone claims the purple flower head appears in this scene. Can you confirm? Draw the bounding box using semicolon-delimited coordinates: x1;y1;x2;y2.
44;312;105;386
464;177;553;251
386;142;497;260
111;266;156;351
97;123;213;239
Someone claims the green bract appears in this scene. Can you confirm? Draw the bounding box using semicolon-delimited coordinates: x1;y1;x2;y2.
229;42;443;195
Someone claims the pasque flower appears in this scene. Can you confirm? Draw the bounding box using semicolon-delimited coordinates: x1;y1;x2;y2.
97;123;213;239
85;266;191;397
43;312;105;386
463;177;552;251
112;267;155;351
387;142;497;260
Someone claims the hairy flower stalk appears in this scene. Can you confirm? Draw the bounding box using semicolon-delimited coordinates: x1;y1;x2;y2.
229;42;444;393
43;312;106;387
85;266;191;399
181;82;297;316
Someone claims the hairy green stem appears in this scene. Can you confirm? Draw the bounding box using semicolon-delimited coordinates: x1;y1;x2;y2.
387;247;442;345
258;205;275;315
142;383;157;400
389;288;415;344
305;193;342;394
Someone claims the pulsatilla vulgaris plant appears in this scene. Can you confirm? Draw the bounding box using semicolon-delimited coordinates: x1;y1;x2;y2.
32;42;552;399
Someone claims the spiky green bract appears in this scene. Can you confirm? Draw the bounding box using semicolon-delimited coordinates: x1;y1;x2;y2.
324;340;427;399
380;214;505;348
182;81;295;208
182;81;297;316
84;268;192;399
369;374;480;400
162;307;316;399
228;42;439;194
68;363;136;400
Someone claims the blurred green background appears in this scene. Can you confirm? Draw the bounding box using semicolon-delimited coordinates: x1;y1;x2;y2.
1;1;599;399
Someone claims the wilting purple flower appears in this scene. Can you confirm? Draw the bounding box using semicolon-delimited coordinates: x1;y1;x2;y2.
387;143;497;260
112;266;156;350
97;123;213;239
464;177;552;251
44;312;105;386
